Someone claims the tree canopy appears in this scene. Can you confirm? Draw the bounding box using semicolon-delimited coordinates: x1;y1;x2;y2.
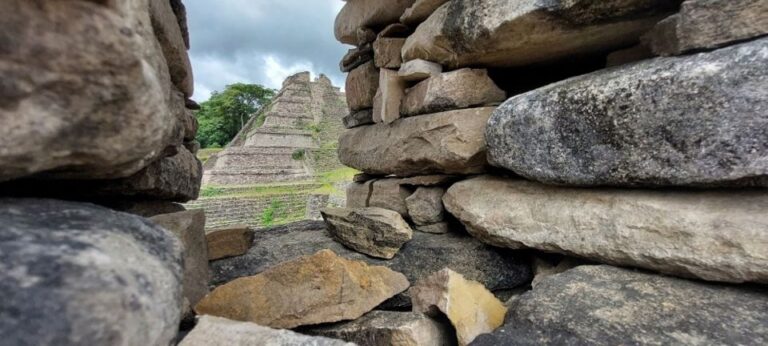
195;83;275;148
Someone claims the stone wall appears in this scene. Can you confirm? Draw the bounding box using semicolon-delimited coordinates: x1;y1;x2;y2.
0;0;206;344
331;0;768;344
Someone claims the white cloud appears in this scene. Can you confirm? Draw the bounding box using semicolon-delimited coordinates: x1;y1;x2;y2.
263;56;315;89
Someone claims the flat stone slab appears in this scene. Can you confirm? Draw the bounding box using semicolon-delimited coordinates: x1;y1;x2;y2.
472;265;768;346
444;175;768;284
487;38;768;187
322;207;413;259
180;315;353;346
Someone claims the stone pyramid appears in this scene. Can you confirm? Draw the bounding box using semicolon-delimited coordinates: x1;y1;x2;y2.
203;72;346;185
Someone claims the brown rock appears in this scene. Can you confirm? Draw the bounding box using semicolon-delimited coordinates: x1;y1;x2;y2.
377;69;407;124
410;269;507;345
347;176;457;216
343;109;375;129
415;222;451;234
150;210;210;317
646;0;768;56
195;250;410;329
150;0;194;97
372;87;384;123
0;0;183;183
346;61;379;111
334;0;417;45
303;311;453;346
401;0;450;26
340;45;373;73
206;224;255;261
322;207;413;259
402;68;505;117
405;187;446;226
398;59;443;82
378;23;412;38
339;107;494;176
180;315;353;346
356;27;377;46
402;0;676;69
606;44;653;67
374;38;406;69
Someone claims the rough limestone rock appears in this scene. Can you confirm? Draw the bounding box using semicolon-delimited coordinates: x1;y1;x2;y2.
150;0;193;96
196;250;410;329
210;221;531;308
339;107;494;176
341;45;373;73
0;0;183;182
303;311;452;346
400;0;449;26
180;315;353;346
487;38;768;187
150;210;210;315
377;68;407;124
322;207;413;259
444;176;768;284
402;69;505;117
206;224;255;261
374;38;406;69
416;222;451;234
347;179;413;216
0;199;183;346
402;0;676;69
411;269;507;346
646;0;768;56
343;109;374;129
471;266;768;346
398;59;443;82
346;61;379;111
405;187;446;226
335;0;416;45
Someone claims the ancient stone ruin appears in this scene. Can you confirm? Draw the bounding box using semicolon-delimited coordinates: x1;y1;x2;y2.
1;0;767;345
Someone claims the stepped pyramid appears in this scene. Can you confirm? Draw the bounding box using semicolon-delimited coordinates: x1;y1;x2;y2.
203;72;347;185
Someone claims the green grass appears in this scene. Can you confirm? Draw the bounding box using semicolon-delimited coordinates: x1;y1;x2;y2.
197;148;224;164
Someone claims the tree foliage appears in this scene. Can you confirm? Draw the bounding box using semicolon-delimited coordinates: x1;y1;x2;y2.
195;83;275;148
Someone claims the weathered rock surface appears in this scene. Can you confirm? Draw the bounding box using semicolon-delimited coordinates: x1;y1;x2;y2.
411;269;507;346
339;107;494;176
0;199;183;346
376;69;407;124
402;0;676;69
400;0;449;26
343;109;374;129
374;38;406;69
472;265;768;346
335;0;416;45
487;38;768;187
405;187;446;225
398;59;443;82
416;222;451;234
303;311;452;346
104;200;187;217
605;43;653;67
150;0;193;96
196;250;409;328
180;315;353;346
444;176;768;284
206;224;255;261
150;210;210;315
211;221;531;308
347;178;413;216
646;0;768;56
0;0;183;182
341;45;373;73
346;61;379;111
402;69;505;116
322;208;413;259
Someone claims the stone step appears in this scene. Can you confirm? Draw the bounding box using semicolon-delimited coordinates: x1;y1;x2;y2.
204;171;311;185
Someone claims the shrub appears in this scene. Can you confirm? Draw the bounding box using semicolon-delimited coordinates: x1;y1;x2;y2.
292;149;306;160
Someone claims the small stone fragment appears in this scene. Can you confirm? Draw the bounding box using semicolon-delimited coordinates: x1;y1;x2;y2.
405;187;446;225
346;61;379;111
341;45;373;73
374;38;406;69
410;268;507;346
415;222;451;234
398;59;443;82
206;224;255;261
303;311;453;346
402;69;505;117
378;69;407;124
322;207;413;259
343;109;375;129
180;315;353;346
195;249;410;329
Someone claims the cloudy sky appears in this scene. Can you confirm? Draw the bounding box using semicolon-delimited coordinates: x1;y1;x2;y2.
186;0;349;101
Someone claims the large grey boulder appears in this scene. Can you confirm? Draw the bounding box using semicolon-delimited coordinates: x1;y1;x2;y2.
444;176;768;284
646;0;768;56
211;221;531;308
339;107;494;176
0;0;183;183
471;265;768;346
0;199;183;346
487;38;768;187
402;0;676;69
180;315;353;346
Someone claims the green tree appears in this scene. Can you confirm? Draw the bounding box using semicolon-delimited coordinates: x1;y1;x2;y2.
195;83;275;148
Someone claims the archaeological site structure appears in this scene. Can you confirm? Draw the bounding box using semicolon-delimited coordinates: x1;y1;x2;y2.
1;0;767;345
